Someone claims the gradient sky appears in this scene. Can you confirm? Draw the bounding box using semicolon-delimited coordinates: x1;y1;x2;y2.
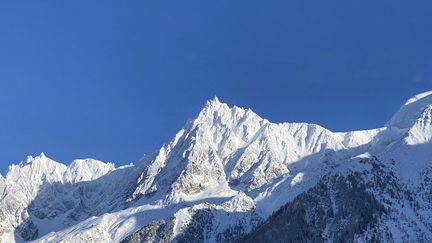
1;1;432;174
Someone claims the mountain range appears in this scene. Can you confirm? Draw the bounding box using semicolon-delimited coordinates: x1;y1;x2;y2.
1;91;432;242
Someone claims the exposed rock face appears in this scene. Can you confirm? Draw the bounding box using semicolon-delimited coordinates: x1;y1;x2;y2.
0;154;140;241
242;155;432;242
15;218;39;241
122;193;262;243
120;219;174;243
130;97;376;204
2;92;432;242
243;163;385;242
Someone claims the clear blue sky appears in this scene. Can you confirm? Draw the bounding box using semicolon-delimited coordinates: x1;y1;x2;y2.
1;1;432;173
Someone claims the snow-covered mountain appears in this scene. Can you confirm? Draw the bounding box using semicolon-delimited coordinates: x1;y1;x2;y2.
1;91;432;242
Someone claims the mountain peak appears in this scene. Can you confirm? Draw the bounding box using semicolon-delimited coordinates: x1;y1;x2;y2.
21;152;48;167
5;93;432;243
207;96;221;104
64;159;115;182
387;90;432;128
193;97;265;131
203;96;226;111
195;97;235;123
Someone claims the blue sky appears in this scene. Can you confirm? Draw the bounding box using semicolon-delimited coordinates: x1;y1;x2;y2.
1;1;432;173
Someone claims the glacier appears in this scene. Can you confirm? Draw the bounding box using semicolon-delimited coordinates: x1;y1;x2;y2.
1;91;432;242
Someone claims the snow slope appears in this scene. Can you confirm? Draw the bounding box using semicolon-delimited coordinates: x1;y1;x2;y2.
0;154;142;242
1;91;432;242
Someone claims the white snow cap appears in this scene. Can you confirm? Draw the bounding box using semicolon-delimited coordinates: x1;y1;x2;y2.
387;91;432;128
203;96;225;111
21;152;47;166
208;96;221;104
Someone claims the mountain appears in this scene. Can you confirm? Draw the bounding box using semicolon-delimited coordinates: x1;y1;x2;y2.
1;92;432;242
